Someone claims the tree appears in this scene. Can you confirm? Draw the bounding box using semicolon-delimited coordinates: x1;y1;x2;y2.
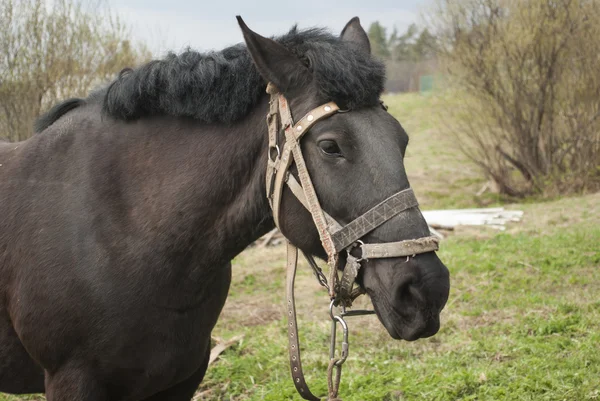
367;22;390;60
413;28;437;61
390;23;419;62
433;0;600;196
0;0;151;142
375;23;440;93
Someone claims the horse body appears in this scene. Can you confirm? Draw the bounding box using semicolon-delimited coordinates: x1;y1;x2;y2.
0;17;450;400
0;99;271;398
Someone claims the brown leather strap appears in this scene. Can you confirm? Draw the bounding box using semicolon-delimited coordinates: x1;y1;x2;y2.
271;141;294;228
360;236;439;259
275;93;340;298
337;254;361;305
291;100;339;141
287;174;436;260
330;188;418;252
287;135;339;297
286;174;343;232
286;242;322;401
265;87;281;203
269;94;339;242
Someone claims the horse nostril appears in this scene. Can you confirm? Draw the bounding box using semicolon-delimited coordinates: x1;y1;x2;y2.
395;277;414;305
393;274;424;309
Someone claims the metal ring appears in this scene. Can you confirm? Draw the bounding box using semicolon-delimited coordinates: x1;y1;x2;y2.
268;144;280;161
347;240;365;262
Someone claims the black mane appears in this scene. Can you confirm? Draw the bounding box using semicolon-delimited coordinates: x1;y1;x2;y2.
102;27;385;123
33;26;386;131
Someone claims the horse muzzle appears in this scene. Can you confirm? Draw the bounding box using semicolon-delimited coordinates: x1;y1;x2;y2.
361;251;450;341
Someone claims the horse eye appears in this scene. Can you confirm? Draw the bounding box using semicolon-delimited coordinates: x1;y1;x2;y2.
318;140;342;157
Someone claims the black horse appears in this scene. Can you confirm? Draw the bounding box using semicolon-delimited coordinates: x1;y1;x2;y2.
0;17;450;400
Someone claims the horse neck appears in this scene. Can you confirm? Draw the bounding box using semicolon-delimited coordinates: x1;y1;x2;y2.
209;97;275;257
126;95;274;264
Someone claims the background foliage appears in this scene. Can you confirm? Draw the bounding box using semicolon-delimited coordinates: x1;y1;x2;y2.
430;0;600;196
0;0;150;142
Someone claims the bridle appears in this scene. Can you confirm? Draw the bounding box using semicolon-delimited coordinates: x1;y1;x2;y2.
264;83;439;400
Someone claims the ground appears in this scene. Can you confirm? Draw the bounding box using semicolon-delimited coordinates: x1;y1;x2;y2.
2;93;598;401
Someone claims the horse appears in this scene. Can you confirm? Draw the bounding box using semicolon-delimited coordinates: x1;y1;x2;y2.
0;16;450;400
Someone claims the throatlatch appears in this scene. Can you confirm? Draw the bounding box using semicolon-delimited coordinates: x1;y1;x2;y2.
264;83;439;400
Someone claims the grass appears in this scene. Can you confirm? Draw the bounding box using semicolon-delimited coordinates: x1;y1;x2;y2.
193;206;600;401
382;93;494;210
198;93;600;400
2;93;599;400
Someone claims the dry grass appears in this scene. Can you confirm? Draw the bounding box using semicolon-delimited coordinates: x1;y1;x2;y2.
384;93;494;210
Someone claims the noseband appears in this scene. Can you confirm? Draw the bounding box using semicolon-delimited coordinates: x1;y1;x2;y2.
264;83;439;400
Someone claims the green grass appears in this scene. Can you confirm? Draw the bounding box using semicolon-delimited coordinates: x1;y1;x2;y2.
193;221;600;401
383;93;494;210
2;93;599;401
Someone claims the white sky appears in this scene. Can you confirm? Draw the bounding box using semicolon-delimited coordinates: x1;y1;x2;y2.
109;0;431;56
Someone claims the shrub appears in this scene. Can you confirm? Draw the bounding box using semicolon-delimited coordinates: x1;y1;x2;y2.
0;0;150;141
432;0;600;196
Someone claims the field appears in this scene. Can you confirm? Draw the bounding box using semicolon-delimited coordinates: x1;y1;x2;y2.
2;94;599;400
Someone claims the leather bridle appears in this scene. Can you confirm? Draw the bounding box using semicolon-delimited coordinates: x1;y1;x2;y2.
264;83;439;400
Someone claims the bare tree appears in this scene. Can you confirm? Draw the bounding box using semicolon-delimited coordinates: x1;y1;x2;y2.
432;0;600;196
0;0;150;141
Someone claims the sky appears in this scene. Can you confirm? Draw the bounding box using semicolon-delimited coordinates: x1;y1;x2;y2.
110;0;431;56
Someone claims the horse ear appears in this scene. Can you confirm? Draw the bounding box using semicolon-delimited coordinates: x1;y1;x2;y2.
340;17;371;55
236;16;310;93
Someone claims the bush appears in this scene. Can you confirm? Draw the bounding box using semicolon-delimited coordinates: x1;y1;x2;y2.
432;0;600;196
0;0;150;142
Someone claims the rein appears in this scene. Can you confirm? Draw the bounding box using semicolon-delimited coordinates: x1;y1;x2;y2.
264;83;439;400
